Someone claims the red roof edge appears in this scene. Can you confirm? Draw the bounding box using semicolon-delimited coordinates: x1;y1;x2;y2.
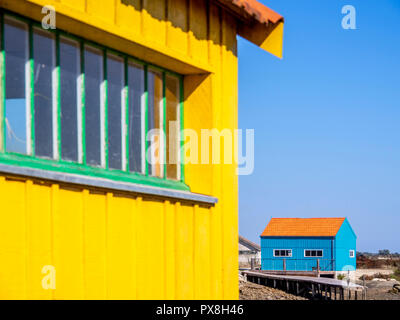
214;0;284;25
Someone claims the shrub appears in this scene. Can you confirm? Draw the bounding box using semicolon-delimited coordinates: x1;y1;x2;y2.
337;274;346;280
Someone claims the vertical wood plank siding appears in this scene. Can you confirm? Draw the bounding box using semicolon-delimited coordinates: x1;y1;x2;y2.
0;0;239;299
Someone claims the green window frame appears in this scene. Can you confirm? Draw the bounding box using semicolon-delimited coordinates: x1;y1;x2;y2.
0;11;187;191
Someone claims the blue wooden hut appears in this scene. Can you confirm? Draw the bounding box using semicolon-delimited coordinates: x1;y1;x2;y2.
260;218;356;275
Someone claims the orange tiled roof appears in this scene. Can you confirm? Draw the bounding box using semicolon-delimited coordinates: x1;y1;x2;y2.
260;218;346;237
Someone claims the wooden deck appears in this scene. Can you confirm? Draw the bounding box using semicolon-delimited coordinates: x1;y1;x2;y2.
242;270;366;300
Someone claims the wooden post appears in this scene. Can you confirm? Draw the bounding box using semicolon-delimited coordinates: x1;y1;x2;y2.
251;258;255;270
348;289;351;300
334;286;337;300
355;290;358;300
286;280;289;292
296;282;300;295
316;259;320;277
312;284;315;297
273;279;276;288
340;287;344;300
283;259;286;272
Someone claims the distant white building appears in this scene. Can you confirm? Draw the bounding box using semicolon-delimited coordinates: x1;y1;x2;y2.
239;235;261;268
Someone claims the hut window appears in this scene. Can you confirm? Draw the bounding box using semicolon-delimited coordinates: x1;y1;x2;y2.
106;54;124;170
84;46;104;167
4;18;29;155
304;250;323;257
128;62;145;174
165;74;181;180
147;69;164;178
349;250;355;258
60;37;80;162
0;13;184;190
33;28;56;159
273;249;292;257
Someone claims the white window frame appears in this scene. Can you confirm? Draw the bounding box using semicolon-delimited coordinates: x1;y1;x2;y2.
273;249;292;257
349;250;355;258
304;249;323;258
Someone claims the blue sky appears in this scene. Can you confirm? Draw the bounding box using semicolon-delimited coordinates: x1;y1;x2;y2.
238;0;400;252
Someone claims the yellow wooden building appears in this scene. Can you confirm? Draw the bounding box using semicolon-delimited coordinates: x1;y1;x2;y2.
0;0;283;299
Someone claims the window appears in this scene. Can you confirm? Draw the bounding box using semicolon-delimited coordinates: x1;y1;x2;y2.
60;37;80;162
84;45;103;167
127;62;145;174
147;69;164;178
304;250;323;257
4;17;29;155
165;74;181;180
273;249;292;257
349;250;355;258
0;13;184;190
106;54;124;170
33;28;56;159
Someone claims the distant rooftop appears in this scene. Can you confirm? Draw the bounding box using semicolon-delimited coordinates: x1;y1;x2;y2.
260;218;346;237
239;235;261;251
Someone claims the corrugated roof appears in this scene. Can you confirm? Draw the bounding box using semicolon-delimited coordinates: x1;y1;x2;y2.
215;0;284;25
239;235;261;251
260;218;346;237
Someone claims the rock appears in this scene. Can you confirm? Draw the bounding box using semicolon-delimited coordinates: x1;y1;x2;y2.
372;278;387;282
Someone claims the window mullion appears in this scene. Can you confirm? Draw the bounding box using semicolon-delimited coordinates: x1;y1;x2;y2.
102;49;107;169
28;22;34;156
179;76;184;182
79;41;85;164
162;71;166;179
124;57;129;171
54;31;61;160
144;65;148;176
0;13;5;153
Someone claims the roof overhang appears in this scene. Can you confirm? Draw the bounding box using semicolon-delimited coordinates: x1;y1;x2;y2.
214;0;284;58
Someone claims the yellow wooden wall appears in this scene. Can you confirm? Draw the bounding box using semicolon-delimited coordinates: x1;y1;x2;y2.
0;0;238;299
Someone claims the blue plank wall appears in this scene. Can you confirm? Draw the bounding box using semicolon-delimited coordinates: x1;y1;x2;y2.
260;237;335;271
335;218;357;271
260;218;357;272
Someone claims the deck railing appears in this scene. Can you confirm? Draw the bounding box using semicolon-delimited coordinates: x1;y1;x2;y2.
262;258;335;272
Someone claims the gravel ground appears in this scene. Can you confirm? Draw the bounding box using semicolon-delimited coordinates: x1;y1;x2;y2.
363;280;400;300
239;280;307;300
356;269;400;300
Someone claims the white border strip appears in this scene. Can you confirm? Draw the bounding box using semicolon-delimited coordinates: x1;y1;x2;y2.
0;163;218;205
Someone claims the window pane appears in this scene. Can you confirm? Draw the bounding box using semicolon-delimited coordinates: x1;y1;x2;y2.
128;62;144;173
33;29;55;158
165;74;180;180
147;70;163;177
4;18;28;154
107;54;124;170
84;46;103;166
60;37;80;162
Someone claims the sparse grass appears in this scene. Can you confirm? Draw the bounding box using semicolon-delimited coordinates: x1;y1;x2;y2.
392;268;400;281
337;274;346;280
